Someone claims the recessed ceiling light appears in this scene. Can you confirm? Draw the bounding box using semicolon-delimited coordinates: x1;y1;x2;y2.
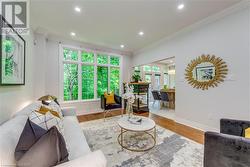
177;3;185;10
70;32;76;36
138;31;144;36
120;44;125;48
74;6;81;12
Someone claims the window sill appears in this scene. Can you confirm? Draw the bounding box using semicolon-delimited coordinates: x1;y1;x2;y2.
60;99;100;104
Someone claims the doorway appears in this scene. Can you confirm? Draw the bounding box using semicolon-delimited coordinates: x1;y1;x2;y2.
132;57;175;120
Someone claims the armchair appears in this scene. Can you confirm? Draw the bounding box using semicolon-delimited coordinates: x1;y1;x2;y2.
101;94;123;120
204;119;250;167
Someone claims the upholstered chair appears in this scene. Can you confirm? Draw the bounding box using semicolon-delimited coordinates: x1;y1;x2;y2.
101;94;122;121
204;119;250;167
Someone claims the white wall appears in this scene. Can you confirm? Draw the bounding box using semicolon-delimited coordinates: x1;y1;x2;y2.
34;34;132;115
133;7;250;131
0;32;35;124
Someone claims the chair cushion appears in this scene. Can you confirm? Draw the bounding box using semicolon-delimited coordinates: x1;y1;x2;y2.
104;92;116;104
63;116;91;160
105;103;122;110
244;128;250;139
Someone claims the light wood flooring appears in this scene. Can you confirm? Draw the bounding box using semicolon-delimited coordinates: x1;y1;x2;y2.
77;110;204;144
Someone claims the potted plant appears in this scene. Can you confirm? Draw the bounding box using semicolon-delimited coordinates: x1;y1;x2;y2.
132;73;141;82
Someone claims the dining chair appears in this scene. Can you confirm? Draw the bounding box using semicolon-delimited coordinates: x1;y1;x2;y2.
151;90;161;107
160;91;169;108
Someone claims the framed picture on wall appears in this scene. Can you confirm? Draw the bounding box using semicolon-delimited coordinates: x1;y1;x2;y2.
0;17;26;85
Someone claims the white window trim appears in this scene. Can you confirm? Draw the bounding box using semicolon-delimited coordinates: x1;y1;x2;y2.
59;44;123;102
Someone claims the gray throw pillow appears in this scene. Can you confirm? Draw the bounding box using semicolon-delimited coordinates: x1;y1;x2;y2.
15;119;47;161
16;126;69;167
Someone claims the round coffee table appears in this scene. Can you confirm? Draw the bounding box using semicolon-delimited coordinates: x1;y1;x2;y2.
117;116;156;152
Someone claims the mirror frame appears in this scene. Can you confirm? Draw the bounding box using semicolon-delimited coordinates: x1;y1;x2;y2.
185;54;228;90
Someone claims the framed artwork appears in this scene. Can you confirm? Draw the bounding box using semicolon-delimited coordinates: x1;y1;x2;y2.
0;17;26;85
195;66;215;82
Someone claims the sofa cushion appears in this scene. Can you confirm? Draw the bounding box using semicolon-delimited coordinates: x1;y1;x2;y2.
15;119;47;161
0;115;28;166
17;126;69;167
63;116;91;160
55;150;106;167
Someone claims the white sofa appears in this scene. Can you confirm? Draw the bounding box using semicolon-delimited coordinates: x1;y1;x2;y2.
0;102;107;167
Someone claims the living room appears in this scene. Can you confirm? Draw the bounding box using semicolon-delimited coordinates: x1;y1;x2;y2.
0;0;250;167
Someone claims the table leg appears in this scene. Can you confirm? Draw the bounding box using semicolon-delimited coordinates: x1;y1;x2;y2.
154;127;156;140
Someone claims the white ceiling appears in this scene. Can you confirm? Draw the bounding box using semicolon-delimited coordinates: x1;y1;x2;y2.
30;0;241;53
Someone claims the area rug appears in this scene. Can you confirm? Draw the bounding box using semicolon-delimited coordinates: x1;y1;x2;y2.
80;116;203;167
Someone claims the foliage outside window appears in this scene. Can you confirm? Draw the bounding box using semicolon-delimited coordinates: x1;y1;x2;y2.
110;56;120;66
152;66;160;72
64;64;78;101
82;52;94;63
64;48;78;61
143;65;151;72
97;66;108;98
110;67;120;95
82;65;94;99
145;74;152;83
97;54;108;64
62;47;121;101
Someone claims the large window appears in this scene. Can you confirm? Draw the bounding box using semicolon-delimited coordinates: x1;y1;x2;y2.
61;46;121;101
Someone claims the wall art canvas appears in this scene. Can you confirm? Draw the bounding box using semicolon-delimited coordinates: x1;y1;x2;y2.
0;17;25;85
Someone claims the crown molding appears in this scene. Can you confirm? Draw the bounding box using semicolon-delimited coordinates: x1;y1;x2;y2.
134;1;250;56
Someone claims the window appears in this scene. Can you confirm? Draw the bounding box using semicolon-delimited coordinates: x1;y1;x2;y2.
61;46;121;101
145;74;152;83
110;67;120;95
110;56;120;66
82;65;94;99
97;54;108;64
143;65;151;72
63;63;78;101
152;66;160;72
97;66;108;98
82;52;94;63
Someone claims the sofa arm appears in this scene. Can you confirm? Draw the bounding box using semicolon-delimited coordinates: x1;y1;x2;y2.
220;119;250;136
55;150;107;167
204;131;250;167
61;107;77;117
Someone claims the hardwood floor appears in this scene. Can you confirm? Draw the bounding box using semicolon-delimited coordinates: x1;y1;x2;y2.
78;110;204;144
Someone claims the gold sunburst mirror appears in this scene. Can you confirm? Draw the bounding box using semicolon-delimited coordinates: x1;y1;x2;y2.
185;54;228;90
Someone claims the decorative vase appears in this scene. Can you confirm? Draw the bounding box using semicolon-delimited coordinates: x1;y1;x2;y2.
126;101;133;119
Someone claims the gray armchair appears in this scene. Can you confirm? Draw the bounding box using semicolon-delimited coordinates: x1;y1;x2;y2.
204;119;250;167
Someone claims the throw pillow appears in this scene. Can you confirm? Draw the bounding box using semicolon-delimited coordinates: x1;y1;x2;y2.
16;126;69;167
104;92;116;104
15;119;47;161
245;128;250;139
29;106;64;134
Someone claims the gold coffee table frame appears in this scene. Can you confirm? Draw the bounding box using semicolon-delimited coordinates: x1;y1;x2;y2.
117;124;156;152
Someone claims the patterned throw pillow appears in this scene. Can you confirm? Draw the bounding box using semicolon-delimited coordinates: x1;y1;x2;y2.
29;105;64;135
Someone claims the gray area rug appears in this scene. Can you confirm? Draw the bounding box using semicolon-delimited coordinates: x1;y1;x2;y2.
80;116;203;167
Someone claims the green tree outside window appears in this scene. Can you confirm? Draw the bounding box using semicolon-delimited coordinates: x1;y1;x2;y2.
82;52;94;63
97;54;108;64
143;65;151;72
82;65;94;99
110;67;120;95
64;48;78;61
97;66;108;97
3;39;14;76
110;56;120;66
152;66;160;72
64;64;78;101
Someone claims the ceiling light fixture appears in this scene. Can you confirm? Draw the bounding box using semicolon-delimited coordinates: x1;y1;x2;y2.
177;3;185;10
74;6;81;12
138;31;144;36
120;44;125;48
70;32;76;36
